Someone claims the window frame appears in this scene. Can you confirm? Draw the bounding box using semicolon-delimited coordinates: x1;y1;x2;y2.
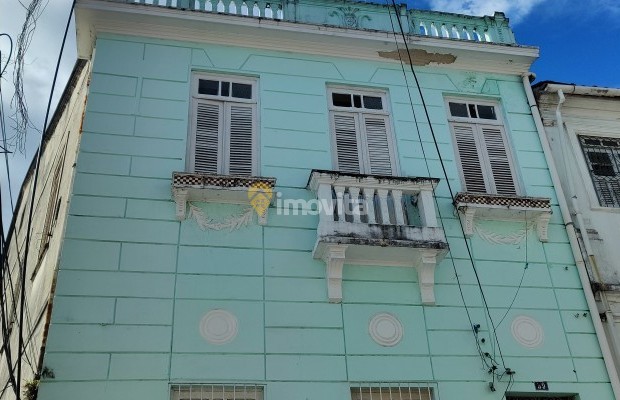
187;72;260;176
577;134;620;208
446;97;521;196
170;384;264;400
327;86;399;176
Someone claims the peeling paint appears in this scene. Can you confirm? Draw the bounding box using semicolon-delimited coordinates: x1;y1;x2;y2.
378;49;456;66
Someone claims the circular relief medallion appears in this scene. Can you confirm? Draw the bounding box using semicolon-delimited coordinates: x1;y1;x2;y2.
368;313;404;347
199;309;238;345
511;315;544;349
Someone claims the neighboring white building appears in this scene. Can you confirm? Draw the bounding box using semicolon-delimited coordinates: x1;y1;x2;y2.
0;60;89;400
534;82;620;373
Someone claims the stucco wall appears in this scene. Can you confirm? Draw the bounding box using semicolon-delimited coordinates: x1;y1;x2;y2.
36;35;613;399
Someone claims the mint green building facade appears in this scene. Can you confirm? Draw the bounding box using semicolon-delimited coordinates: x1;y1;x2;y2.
31;1;616;399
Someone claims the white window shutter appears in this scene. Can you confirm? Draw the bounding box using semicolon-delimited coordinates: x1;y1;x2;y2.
481;125;517;195
333;113;362;174
452;123;487;193
194;101;222;174
227;104;254;176
363;115;394;176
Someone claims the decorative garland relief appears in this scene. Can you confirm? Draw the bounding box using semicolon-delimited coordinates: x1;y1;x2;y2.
187;203;254;231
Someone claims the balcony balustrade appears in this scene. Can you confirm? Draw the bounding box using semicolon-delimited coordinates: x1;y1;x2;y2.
307;170;448;305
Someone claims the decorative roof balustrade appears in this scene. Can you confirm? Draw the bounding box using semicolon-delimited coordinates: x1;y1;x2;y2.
117;0;517;45
409;9;515;44
307;170;449;305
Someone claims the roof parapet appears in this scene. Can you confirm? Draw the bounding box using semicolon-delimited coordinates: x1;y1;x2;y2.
111;0;517;45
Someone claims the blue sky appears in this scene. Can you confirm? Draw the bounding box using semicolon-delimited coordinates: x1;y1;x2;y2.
0;0;619;226
414;0;620;87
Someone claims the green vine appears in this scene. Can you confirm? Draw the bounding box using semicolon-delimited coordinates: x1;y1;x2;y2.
23;379;39;400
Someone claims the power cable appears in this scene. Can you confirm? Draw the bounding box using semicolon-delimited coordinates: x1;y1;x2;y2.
386;0;508;369
382;1;496;372
15;2;76;398
383;2;511;380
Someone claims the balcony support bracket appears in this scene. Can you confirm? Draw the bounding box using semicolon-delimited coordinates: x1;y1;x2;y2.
417;249;439;305
321;244;348;303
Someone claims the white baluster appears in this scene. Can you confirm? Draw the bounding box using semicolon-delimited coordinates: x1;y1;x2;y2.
484;31;492;42
462;27;471;40
217;0;225;12
451;26;460;39
430;22;439;37
252;1;260;16
473;28;481;41
264;3;273;18
334;186;346;222
392;190;406;226
229;0;237;13
377;189;390;225
441;24;449;38
205;0;212;11
362;189;376;224
276;4;283;19
349;187;361;223
240;1;248;15
317;183;334;222
419;22;427;36
418;189;438;228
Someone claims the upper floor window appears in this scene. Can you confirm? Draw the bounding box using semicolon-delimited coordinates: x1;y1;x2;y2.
579;135;620;207
188;74;258;176
328;88;397;176
447;99;519;196
39;141;68;261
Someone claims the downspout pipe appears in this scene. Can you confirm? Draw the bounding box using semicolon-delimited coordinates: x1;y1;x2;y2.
522;74;620;397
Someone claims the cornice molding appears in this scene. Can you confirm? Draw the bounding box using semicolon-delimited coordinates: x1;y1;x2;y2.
76;0;538;74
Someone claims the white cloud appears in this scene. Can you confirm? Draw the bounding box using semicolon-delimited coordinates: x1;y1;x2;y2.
427;0;547;23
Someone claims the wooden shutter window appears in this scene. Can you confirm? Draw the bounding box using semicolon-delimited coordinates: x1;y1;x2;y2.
194;101;221;174
227;104;254;176
481;125;517;195
452;123;487;193
364;115;393;175
333;113;362;174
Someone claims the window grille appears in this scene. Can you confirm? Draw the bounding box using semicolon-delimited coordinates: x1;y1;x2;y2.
350;382;438;400
506;396;575;400
39;141;68;260
170;384;263;400
579;135;620;207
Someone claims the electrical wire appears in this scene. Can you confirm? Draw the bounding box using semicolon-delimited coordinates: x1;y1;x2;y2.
0;33;13;78
15;2;76;398
383;1;512;380
383;1;495;372
495;219;530;330
386;0;509;369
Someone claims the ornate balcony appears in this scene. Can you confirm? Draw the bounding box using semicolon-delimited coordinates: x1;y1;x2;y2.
454;192;552;242
307;170;449;305
172;172;276;225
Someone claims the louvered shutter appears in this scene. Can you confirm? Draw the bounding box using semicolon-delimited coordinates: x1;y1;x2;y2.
333;113;362;173
481;125;517;195
363;115;394;175
194;101;222;174
452;123;487;193
227;104;254;176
